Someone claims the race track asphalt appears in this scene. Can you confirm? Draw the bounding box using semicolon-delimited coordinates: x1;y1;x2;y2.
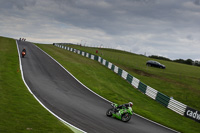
17;41;177;133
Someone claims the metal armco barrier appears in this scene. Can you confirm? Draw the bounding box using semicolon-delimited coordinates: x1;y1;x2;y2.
126;74;133;84
156;92;170;107
184;106;200;123
168;98;187;116
117;68;123;77
145;86;158;100
131;76;140;88
122;70;128;80
138;82;147;94
54;43;200;123
108;62;112;69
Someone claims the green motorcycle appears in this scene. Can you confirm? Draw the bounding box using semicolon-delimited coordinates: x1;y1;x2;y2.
106;103;133;122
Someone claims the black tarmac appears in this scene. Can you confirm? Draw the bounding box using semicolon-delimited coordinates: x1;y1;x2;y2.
17;41;177;133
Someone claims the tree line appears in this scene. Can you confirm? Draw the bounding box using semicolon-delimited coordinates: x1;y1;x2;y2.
149;55;200;67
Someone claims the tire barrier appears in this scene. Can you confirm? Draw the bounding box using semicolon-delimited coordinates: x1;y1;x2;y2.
53;43;200;123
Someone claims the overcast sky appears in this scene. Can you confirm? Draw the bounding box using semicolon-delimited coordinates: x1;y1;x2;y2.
0;0;200;60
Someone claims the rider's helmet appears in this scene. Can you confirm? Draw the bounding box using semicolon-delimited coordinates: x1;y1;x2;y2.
129;102;133;107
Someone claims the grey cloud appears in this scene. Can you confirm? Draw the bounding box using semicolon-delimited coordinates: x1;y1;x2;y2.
49;0;159;31
47;0;198;36
0;0;200;60
194;0;200;5
0;0;36;10
186;35;193;40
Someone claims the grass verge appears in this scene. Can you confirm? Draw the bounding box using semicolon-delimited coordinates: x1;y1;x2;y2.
0;36;74;133
36;44;200;133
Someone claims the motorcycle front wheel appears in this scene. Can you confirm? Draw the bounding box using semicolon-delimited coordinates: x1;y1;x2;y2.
106;108;113;117
121;113;131;122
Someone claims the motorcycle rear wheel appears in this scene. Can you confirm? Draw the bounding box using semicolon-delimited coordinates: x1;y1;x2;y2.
106;108;113;117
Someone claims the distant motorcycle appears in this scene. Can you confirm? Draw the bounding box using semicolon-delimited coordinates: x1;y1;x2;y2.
21;48;26;58
106;103;133;122
21;51;26;58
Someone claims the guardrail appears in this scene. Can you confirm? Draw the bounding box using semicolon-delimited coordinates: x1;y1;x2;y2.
53;43;200;123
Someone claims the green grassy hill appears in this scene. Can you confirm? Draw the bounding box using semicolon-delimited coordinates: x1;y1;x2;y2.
0;36;74;133
67;45;200;111
36;44;200;133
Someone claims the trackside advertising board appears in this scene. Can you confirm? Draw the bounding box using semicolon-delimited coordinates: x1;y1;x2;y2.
184;106;200;123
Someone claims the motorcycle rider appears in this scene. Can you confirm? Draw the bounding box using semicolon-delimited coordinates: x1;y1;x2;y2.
114;102;133;113
22;48;26;53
